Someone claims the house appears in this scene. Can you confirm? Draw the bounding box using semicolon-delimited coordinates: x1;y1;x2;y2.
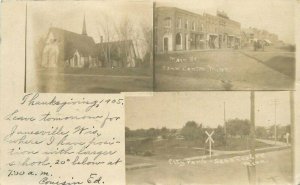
41;16;137;68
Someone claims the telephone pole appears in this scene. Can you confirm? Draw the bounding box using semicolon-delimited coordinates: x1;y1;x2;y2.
224;101;227;143
290;91;294;181
274;99;277;144
290;91;294;145
248;91;256;185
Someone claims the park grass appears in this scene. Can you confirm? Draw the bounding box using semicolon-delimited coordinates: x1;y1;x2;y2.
214;137;272;151
240;50;295;79
55;67;153;76
259;56;294;78
126;138;206;159
126;137;273;160
36;70;153;93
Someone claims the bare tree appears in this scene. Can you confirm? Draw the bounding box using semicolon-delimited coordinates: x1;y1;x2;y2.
131;25;142;65
97;12;116;68
35;36;46;68
140;21;153;68
114;15;135;67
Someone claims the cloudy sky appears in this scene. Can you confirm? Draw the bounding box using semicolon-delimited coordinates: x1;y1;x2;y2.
27;0;294;45
27;0;152;57
126;92;291;129
157;0;295;44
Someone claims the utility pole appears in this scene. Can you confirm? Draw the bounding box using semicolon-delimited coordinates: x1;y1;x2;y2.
224;101;227;146
274;99;277;144
248;91;256;185
289;91;294;180
290;91;294;145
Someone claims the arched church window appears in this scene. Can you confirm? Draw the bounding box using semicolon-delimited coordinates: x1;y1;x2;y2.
74;55;78;67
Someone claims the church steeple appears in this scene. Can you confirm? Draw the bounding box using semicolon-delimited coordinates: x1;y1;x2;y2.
82;14;87;36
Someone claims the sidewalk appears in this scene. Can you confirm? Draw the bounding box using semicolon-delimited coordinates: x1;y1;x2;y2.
126;163;156;171
156;47;236;54
185;139;291;161
256;138;290;147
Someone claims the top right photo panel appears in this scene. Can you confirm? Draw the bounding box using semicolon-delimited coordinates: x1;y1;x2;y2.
154;0;295;91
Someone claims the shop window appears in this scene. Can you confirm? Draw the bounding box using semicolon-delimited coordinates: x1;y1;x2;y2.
164;17;171;28
176;18;182;29
176;33;182;45
185;20;188;29
192;21;196;31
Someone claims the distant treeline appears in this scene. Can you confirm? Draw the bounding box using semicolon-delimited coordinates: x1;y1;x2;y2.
126;118;291;142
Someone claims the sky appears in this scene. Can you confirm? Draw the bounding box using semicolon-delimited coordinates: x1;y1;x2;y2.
126;92;291;130
27;0;153;57
27;0;295;45
157;0;295;44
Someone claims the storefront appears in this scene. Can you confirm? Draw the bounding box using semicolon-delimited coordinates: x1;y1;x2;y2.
207;34;218;49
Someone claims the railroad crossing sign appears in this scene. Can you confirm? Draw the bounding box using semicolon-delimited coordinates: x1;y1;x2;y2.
284;133;290;145
205;131;214;158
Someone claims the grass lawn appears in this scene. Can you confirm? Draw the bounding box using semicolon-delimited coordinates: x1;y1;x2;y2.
240;52;295;78
47;67;153;76
214;137;272;151
126;137;273;160
36;70;153;93
126;138;206;159
151;145;206;160
264;56;295;78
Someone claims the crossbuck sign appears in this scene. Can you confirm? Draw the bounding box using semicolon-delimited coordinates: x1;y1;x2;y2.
284;133;290;145
205;131;214;158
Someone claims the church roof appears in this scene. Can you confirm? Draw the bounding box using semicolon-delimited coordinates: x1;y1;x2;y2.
48;27;97;59
47;27;137;60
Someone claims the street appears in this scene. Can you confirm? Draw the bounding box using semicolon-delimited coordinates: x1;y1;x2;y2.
126;148;292;185
155;48;295;91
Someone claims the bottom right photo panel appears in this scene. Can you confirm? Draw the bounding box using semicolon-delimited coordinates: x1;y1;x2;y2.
125;91;293;185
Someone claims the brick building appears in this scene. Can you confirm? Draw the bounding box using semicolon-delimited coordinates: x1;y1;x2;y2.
154;7;206;53
204;11;241;49
154;7;242;53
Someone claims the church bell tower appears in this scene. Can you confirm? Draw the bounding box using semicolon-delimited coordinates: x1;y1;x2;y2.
82;14;87;36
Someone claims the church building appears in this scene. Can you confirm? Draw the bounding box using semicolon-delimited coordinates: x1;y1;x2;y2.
41;16;137;68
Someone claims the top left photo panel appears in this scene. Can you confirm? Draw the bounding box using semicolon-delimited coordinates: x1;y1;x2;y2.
25;1;153;93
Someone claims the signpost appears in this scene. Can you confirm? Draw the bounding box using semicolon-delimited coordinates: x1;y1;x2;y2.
205;131;214;158
249;91;256;185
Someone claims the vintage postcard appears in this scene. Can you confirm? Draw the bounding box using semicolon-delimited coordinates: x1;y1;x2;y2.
1;2;126;185
154;0;295;91
1;1;300;185
125;92;294;185
25;1;153;93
